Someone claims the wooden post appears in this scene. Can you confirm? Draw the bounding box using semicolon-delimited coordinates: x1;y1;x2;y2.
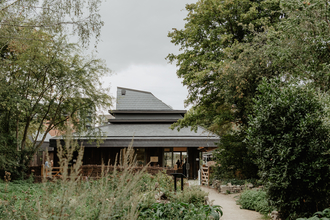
41;164;44;177
208;166;210;186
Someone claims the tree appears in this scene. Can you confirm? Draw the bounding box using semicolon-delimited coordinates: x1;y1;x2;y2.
167;0;281;131
0;31;112;178
167;0;281;178
0;0;103;48
259;0;330;91
247;77;330;219
212;131;258;179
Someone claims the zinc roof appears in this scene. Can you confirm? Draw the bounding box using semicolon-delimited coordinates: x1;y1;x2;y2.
116;87;172;110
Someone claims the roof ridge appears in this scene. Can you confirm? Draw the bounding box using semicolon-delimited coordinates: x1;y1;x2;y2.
117;86;152;94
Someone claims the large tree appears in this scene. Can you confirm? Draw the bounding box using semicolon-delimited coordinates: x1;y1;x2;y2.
167;0;281;132
0;30;112;178
167;0;281;178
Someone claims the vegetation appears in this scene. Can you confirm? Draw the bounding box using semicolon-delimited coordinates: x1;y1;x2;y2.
0;134;222;219
297;208;330;220
0;0;112;179
139;202;222;220
169;1;330;218
0;0;103;48
167;0;282;132
167;0;283;180
0;177;220;220
247;77;330;219
212;131;258;179
0;32;112;179
237;189;274;216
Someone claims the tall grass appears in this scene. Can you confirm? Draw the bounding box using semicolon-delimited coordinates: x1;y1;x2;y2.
0;125;152;219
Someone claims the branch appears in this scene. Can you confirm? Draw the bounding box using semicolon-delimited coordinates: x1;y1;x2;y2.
0;0;21;12
0;21;84;28
0;36;45;41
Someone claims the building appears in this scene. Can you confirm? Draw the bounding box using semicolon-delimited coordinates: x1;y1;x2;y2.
51;87;219;179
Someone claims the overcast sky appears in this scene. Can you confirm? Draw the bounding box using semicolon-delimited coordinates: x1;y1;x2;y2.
91;0;197;112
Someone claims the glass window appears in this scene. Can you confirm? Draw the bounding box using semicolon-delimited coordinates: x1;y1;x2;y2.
164;151;172;168
135;148;145;166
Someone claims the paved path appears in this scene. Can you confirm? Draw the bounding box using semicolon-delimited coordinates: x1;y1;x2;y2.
201;186;263;220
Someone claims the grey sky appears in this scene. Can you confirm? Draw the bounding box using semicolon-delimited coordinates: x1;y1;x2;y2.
94;0;197;112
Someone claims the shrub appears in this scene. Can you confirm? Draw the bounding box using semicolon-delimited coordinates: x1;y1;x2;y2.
247;77;330;219
171;186;208;206
237;189;274;215
138;202;222;220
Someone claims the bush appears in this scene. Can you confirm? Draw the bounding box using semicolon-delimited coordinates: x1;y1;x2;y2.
247;77;330;219
138;202;222;220
171;186;208;206
237;189;274;215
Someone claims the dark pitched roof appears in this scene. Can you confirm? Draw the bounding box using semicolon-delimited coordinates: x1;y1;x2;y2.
51;124;219;148
116;87;172;110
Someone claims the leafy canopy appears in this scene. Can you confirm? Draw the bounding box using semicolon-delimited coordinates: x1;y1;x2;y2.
167;0;281;132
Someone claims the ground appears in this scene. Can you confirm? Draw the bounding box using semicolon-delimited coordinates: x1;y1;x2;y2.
201;186;263;220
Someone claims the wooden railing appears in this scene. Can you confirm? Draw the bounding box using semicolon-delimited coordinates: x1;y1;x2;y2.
41;164;63;178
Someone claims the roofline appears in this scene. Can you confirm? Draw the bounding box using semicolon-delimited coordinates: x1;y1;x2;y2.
108;119;179;123
109;110;187;115
116;87;173;110
50;138;219;148
117;86;152;94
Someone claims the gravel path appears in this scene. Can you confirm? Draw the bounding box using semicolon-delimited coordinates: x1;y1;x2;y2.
201;186;263;220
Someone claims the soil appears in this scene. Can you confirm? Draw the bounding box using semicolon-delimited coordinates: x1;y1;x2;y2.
201;186;264;220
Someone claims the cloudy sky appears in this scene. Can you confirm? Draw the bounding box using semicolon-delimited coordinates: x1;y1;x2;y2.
91;0;197;112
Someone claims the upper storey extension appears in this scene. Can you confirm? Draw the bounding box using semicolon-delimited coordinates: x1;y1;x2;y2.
109;87;186;123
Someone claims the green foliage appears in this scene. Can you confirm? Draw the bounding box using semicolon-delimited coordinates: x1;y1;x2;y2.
168;0;282;132
237;189;274;215
297;208;330;220
171;186;208;206
0;32;112;179
247;77;330;219
259;0;330;92
0;0;104;48
168;1;282;182
212;131;258;179
0;0;110;179
138;202;222;220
